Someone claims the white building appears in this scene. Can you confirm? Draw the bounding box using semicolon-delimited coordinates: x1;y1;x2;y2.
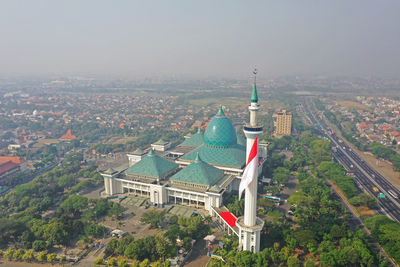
101;78;267;253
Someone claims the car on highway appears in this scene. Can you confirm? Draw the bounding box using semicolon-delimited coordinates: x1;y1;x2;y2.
388;190;398;199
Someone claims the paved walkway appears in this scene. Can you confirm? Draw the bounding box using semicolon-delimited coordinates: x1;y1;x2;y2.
184;239;209;267
276;176;298;215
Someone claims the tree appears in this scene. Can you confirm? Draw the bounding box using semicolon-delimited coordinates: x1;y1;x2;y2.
66;152;83;163
370;142;395;160
364;215;394;234
116;235;134;255
94;257;104;265
309;139;331;164
318;161;357;198
349;193;377;209
22;249;34;261
292;230;316;248
155;234;170;261
4;248;15;260
57;175;77;188
390;153;400;171
59;255;66;263
164;224;181;245
85;224;108;238
319;252;336;267
124;236;158;261
267;210;284;220
262;153;285;177
288;191;313;207
47;253;57;263
257;198;275;213
342;246;360;264
131;260;140;267
118;258;128;267
380;223;400;243
364;213;400;262
59;194;88;211
221;234;239;252
139;259;150;267
304;258;316;267
330;224;347;240
273;167;290;184
107;258;116;266
183;236;192;251
104;238;119;257
318;240;335;254
263;185;280;195
226;197;244;217
140;210;166;228
183;216;210;240
287;256;300;267
42;221;69;246
234;251;256;267
36;251;47;262
13;249;25;260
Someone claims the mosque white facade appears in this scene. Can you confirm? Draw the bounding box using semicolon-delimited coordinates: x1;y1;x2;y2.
100;77;267;252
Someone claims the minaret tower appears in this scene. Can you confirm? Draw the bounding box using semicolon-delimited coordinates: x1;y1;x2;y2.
236;69;264;253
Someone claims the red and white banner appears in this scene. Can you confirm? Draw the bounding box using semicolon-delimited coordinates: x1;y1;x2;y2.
239;137;258;200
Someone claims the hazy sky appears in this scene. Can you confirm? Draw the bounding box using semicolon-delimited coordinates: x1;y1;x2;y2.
1;1;400;79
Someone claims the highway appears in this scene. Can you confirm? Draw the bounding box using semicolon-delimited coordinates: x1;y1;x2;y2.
303;98;400;222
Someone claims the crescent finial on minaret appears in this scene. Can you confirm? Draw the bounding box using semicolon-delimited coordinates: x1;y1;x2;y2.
253;68;257;84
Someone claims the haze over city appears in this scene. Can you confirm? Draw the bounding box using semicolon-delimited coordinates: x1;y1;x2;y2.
2;2;400;267
1;0;400;78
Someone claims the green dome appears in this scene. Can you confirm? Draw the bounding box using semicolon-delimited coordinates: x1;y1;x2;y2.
204;107;237;147
171;153;224;185
125;149;178;178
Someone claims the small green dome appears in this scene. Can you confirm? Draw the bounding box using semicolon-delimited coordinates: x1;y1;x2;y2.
204;107;237;147
181;128;204;147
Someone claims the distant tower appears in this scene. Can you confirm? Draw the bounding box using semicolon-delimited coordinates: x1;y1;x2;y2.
236;69;264;253
273;109;292;137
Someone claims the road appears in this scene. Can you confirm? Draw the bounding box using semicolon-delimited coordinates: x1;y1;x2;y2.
0;162;58;197
302;98;400;222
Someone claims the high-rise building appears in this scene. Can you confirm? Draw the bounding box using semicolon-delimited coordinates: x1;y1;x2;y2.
273;109;292;137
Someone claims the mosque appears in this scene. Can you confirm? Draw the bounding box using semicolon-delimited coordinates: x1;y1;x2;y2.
101;75;267;252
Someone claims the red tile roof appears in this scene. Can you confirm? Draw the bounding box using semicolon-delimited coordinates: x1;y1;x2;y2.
60;129;79;140
201;120;211;131
381;124;392;128
0;161;19;176
0;156;25;164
